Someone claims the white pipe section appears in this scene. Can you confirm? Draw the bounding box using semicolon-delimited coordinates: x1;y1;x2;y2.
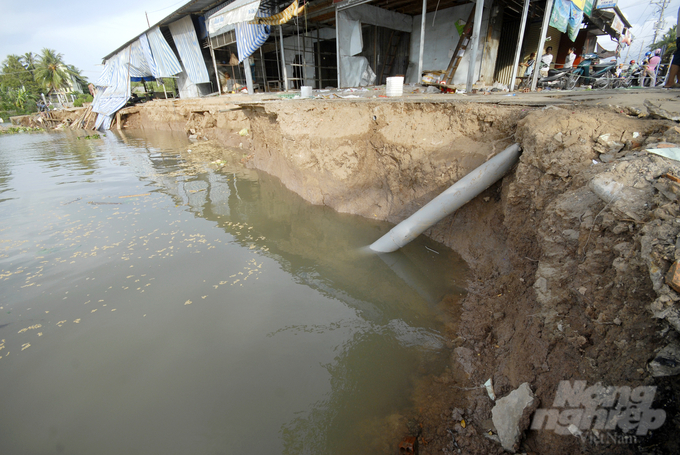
531;0;554;92
369;144;521;253
417;0;426;83
209;42;221;95
335;8;341;88
279;26;289;91
466;0;485;93
244;57;254;94
509;0;530;92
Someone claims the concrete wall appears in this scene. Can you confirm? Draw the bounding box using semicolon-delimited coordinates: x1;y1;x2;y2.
407;1;492;85
338;4;414;87
479;4;504;85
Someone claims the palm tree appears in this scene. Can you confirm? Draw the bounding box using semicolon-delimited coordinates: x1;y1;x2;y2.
649;25;677;62
34;48;76;96
20;52;37;72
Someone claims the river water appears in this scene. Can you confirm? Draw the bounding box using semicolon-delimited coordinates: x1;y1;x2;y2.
0;129;468;454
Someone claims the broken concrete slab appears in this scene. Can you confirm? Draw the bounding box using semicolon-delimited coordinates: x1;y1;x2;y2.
491;382;538;453
649;342;680;377
645;99;680;122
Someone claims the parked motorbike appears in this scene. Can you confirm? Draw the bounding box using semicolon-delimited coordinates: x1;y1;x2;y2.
565;54;617;90
518;63;572;90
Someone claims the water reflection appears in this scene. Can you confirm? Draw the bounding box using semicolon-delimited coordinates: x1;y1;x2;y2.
0;129;468;454
117;131;468;453
119;130;466;328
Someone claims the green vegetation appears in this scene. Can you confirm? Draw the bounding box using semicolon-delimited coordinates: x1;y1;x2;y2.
0;48;88;119
0;126;45;135
73;93;94;107
130;78;178;99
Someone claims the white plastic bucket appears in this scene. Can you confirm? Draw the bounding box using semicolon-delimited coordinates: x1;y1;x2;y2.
386;76;404;97
301;86;313;98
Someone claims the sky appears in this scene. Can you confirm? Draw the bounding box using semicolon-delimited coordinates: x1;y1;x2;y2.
599;0;680;62
0;0;194;81
0;0;678;82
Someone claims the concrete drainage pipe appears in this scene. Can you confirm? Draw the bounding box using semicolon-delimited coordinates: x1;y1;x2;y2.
369;143;522;253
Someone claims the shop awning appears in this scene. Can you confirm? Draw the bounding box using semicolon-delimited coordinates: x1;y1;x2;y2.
208;0;261;35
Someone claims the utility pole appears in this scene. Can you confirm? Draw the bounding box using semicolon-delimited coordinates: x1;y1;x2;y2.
624;33;634;62
651;0;671;47
637;39;645;62
145;11;151;28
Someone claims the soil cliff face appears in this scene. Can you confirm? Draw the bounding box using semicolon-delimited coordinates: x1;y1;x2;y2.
416;107;679;455
118;99;680;454
121;99;524;220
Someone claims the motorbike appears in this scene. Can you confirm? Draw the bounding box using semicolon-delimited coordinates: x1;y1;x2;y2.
638;63;668;87
518;63;573;90
565;54;617;90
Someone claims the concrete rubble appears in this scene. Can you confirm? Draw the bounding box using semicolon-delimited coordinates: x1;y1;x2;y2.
491;383;538;453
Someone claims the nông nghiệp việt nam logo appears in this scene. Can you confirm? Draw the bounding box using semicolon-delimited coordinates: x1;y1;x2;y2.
531;380;666;440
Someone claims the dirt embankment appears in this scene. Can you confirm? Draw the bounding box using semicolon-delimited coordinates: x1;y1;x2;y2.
119;98;680;454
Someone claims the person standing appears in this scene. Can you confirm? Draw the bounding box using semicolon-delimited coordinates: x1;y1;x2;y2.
664;7;680;88
563;47;576;68
643;49;661;87
520;52;536;76
540;46;553;76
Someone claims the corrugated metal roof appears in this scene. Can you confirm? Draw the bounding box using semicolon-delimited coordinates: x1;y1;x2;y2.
102;0;229;61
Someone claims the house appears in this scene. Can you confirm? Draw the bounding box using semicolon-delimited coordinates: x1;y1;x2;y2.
92;0;631;128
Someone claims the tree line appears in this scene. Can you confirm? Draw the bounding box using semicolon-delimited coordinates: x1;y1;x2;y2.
0;48;89;118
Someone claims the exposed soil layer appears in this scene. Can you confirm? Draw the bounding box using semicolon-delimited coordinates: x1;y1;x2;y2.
116;98;680;454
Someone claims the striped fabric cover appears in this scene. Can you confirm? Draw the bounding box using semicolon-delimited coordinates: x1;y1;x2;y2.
208;0;261;34
94;58;116;88
236;10;270;63
138;33;161;78
128;40;153;79
92;24;186;130
168;16;210;84
147;26;183;77
92;47;132;129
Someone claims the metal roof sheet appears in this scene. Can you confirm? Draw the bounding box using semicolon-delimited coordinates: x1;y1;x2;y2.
102;0;227;61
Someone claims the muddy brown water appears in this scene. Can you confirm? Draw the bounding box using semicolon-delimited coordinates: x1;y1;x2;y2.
0;130;468;454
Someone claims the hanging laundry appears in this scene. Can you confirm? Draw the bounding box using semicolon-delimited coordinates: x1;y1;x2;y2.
549;0;570;34
549;0;584;42
249;0;305;26
567;3;584;42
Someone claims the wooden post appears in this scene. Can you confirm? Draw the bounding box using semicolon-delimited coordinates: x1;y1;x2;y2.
209;40;222;95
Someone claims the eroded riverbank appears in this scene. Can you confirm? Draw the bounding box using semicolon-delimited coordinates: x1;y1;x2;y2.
29;96;680;453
